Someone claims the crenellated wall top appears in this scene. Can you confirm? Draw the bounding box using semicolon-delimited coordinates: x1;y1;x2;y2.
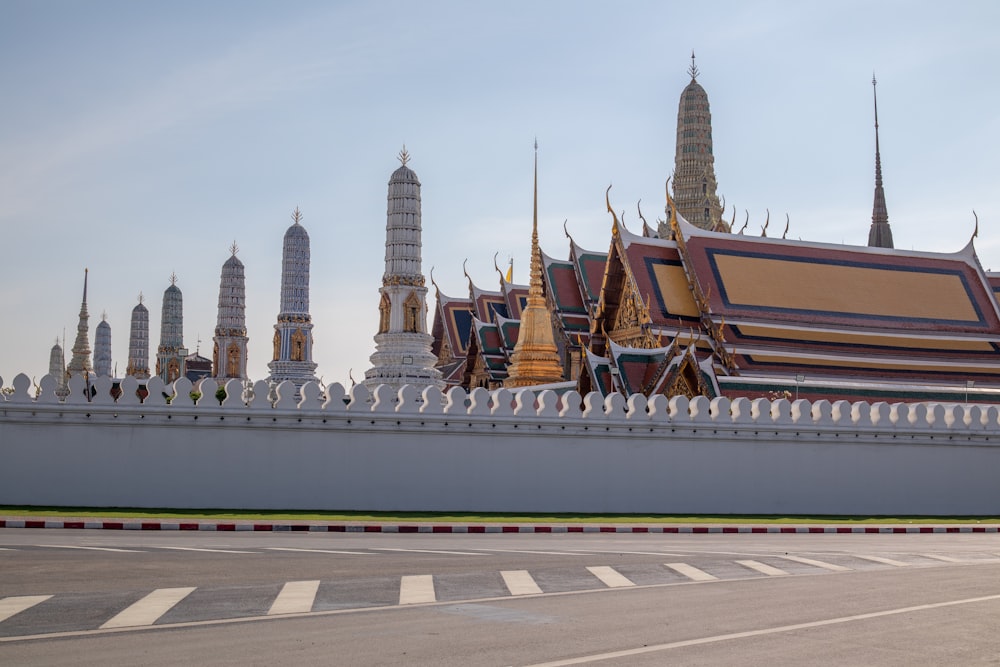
2;372;1000;434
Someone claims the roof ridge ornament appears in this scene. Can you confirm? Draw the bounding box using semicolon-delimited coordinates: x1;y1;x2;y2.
972;210;979;243
398;145;410;166
230;240;239;256
688;50;699;80
291;206;303;225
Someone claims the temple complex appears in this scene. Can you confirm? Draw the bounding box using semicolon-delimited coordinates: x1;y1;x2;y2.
212;243;249;381
156;274;186;383
126;295;150;380
267;208;319;389
363;148;444;393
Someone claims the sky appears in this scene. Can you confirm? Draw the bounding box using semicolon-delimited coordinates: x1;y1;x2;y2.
2;0;999;388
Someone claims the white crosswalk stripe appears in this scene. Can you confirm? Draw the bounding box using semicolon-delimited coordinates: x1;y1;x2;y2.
736;560;789;576
0;595;52;623
399;575;436;604
664;562;718;581
778;555;851;572
854;555;910;567
501;570;543;595
100;587;196;629
268;580;320;615
587;566;635;588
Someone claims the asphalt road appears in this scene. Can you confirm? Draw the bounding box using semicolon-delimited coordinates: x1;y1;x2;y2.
3;530;1000;665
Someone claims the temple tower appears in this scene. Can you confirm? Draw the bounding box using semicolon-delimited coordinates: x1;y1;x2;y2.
267;208;318;388
126;295;150;379
867;75;894;248
212;243;249;381
94;313;112;377
156;274;186;383
66;269;93;377
671;52;725;233
505;143;564;388
48;338;68;396
364;148;444;393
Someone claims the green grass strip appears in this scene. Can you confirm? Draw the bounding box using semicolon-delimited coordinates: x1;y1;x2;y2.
1;506;998;524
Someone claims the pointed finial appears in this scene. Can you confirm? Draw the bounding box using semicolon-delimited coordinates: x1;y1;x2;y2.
398;144;410;166
138;291;144;305
782;213;790;239
972;210;979;242
170;272;178;286
688;50;700;80
738;210;748;235
82;268;89;302
291;206;303;225
761;209;770;237
230;240;239;256
101;310;108;322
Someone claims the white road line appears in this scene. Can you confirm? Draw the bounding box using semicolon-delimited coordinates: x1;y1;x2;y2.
268;580;320;615
854;555;911;567
563;550;686;557
100;587;196;629
664;562;718;582
266;547;372;556
523;592;1000;666
778;555;851;572
158;546;255;554
399;575;436;604
37;545;145;553
501;570;543;595
921;554;967;563
374;547;485;556
474;549;585;556
735;560;789;576
0;596;52;623
587;566;635;588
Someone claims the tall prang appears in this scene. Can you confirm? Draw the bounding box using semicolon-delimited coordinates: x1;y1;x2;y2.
94;312;112;377
212;242;249;381
267;207;318;389
66;269;93;377
48;338;68;396
126;294;150;379
867;75;894;248
505;142;564;388
156;274;187;383
670;52;726;234
364;147;444;394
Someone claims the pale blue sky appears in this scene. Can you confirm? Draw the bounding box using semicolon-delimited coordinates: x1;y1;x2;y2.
2;0;998;386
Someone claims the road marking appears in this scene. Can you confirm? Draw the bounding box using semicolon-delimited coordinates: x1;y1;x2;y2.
735;560;789;576
522;592;1000;666
0;595;52;623
474;549;585;556
921;554;966;563
399;575;436;604
501;570;543;595
266;547;372;556
268;580;320;615
100;587;196;629
854;554;911;567
374;547;484;556
566;550;685;557
158;546;255;554
37;545;145;553
664;562;718;582
778;555;851;572
587;566;635;588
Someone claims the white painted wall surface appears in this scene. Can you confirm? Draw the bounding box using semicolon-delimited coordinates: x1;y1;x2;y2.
1;374;999;515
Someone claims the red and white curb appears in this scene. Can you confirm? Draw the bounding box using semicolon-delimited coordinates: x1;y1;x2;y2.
1;520;998;534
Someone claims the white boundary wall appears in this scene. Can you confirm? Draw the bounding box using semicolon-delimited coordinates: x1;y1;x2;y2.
2;373;1000;515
